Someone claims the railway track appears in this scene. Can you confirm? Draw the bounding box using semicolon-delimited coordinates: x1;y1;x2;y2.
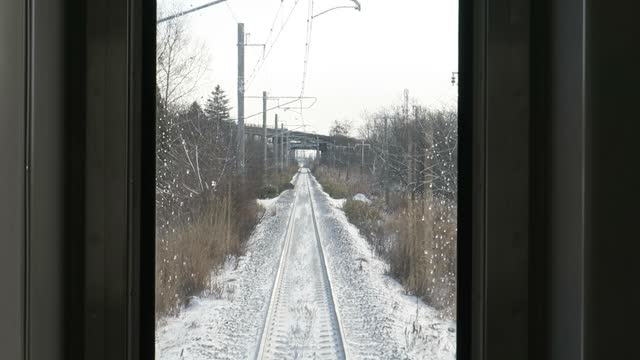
256;170;348;360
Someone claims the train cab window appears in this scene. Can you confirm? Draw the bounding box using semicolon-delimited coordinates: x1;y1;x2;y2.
154;1;459;359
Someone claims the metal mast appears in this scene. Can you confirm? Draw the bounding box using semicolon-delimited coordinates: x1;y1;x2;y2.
237;23;245;172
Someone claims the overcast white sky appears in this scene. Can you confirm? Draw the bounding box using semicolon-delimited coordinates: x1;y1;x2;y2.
158;0;458;135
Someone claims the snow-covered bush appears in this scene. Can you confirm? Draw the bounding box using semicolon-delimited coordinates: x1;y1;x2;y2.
313;103;458;318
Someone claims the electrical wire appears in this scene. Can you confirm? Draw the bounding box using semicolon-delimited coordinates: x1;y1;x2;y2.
264;0;286;49
300;0;314;98
224;0;240;23
297;0;315;126
244;1;285;91
157;0;228;23
243;97;317;121
245;0;304;90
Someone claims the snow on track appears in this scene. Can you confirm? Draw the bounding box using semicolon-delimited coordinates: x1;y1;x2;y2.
257;169;346;359
156;168;455;360
308;173;456;360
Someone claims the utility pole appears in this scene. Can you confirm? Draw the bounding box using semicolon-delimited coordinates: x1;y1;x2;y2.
280;123;285;171
237;23;245;172
403;89;411;198
383;116;389;206
285;129;290;168
360;139;364;177
274;115;278;173
423;105;433;201
262;91;267;175
407;107;415;201
403;89;409;120
360;139;365;176
354;140;370;177
331;142;336;169
346;143;350;181
316;136;320;166
410;105;418;201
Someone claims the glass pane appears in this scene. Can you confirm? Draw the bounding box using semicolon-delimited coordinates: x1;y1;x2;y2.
155;1;458;358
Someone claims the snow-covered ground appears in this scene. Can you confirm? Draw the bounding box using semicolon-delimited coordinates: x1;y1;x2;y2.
257;169;345;359
309;173;456;359
155;169;456;359
155;189;295;359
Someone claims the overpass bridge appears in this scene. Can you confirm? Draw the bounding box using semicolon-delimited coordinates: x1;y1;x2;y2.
243;124;362;171
245;125;335;152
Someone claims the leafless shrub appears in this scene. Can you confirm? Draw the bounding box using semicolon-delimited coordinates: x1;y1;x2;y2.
388;197;456;316
313;101;458;318
155;193;264;318
314;165;369;198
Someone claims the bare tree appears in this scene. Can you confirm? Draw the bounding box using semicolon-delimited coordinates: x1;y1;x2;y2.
156;16;210;111
328;101;458;312
155;12;214;229
329;119;352;137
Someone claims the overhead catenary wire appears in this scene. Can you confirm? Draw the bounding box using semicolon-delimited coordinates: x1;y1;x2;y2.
245;0;304;90
264;0;287;51
157;0;228;23
244;0;360;128
260;0;287;90
297;0;315;126
298;0;361;124
242;97;318;121
224;0;240;23
311;0;361;19
244;1;285;91
300;0;314;98
246;0;302;90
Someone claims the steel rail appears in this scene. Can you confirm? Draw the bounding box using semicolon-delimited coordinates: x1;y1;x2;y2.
255;173;300;359
304;171;349;359
256;170;348;359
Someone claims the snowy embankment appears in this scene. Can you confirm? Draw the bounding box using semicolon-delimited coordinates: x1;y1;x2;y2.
156;169;455;359
309;174;456;360
155;190;294;359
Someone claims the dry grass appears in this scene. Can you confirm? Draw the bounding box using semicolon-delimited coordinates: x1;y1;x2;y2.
155;193;264;318
314;166;369;198
343;199;386;254
387;198;457;317
314;166;456;318
155;166;295;320
258;166;298;199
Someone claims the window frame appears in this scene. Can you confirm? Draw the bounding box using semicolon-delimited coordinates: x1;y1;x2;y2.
1;0;534;358
86;0;534;358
